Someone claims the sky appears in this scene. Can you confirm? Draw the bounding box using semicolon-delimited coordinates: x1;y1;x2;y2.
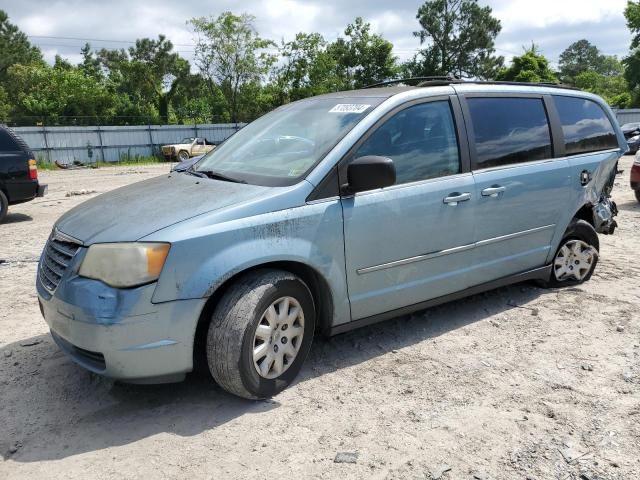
0;0;632;69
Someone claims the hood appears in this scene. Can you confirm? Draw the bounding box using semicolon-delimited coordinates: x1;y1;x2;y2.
55;173;270;244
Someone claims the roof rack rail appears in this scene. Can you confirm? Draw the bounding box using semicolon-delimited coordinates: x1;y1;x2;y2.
363;76;464;89
362;77;580;91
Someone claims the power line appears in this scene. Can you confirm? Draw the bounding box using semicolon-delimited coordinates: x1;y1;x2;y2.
27;34;196;48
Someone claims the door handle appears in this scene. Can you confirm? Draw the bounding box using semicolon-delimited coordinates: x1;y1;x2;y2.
443;192;471;206
481;185;506;197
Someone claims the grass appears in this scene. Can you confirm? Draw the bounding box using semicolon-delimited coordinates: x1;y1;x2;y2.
37;155;166;171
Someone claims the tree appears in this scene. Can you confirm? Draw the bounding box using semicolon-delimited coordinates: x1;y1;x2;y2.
97;36;190;122
559;39;622;84
274;32;340;101
558;40;602;83
0;10;44;84
328;17;398;88
5;64;116;124
79;43;103;81
496;45;557;83
189;12;276;122
409;0;503;79
624;1;640;104
574;70;631;108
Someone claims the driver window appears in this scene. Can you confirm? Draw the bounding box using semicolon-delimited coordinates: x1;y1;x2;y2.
196;139;205;145
353;100;461;185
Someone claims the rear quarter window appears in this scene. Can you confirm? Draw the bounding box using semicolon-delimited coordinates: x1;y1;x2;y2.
0;129;20;151
553;96;618;155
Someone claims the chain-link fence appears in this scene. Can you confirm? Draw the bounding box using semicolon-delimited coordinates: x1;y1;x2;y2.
11;123;246;165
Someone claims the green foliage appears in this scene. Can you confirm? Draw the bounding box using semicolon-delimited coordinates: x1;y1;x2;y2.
624;2;640;105
1;6;638;125
409;0;503;79
0;86;10;122
274;33;340;101
496;45;557;83
574;71;631;107
5;63;116;124
0;10;44;84
559;39;623;84
329;17;399;88
96;35;190;122
189;12;276;122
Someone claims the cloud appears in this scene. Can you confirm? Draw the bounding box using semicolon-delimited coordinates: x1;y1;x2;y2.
1;0;632;67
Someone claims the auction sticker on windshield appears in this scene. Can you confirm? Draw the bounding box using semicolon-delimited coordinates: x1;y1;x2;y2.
329;104;371;114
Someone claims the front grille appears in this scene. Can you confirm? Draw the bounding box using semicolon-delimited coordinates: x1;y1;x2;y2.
39;231;82;292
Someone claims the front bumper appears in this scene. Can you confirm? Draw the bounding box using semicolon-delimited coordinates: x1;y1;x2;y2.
37;274;206;382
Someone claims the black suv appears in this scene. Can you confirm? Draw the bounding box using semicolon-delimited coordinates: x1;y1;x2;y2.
0;126;46;223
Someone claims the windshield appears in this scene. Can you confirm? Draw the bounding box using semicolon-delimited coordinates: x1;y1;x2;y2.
181;137;195;143
194;96;384;186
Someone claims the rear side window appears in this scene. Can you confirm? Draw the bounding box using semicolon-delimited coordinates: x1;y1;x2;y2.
0;129;20;151
553;96;618;155
468;97;553;168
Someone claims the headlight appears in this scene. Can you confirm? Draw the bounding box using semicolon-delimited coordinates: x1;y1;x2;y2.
79;243;170;288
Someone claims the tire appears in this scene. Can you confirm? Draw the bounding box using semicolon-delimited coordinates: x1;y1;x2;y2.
206;269;315;399
635;189;640;203
178;150;189;161
0;190;8;224
542;219;599;288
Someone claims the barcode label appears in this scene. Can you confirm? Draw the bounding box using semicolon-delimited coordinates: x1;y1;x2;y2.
329;104;371;114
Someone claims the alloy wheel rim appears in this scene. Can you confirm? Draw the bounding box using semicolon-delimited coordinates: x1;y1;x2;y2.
553;239;595;282
252;296;304;379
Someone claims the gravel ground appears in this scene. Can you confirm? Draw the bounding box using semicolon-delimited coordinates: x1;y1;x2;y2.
0;159;638;480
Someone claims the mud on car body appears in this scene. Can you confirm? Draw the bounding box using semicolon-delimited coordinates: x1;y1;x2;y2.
37;81;623;399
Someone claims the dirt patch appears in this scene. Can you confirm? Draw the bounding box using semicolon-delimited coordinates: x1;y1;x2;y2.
1;160;639;479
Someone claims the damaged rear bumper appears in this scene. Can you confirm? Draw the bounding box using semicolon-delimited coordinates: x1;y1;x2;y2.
592;196;618;234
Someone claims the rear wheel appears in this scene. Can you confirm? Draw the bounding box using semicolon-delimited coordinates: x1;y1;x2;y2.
206;269;315;399
543;219;599;288
0;190;8;224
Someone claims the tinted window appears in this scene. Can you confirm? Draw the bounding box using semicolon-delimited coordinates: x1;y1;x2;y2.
0;129;20;151
554;96;618;155
468;97;552;168
353;101;460;185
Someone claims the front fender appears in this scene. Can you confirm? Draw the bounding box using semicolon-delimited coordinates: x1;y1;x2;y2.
150;200;351;327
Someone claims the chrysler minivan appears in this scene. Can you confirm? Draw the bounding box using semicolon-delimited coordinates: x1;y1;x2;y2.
37;81;622;399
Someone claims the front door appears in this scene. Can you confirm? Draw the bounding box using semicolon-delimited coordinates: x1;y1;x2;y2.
341;98;476;321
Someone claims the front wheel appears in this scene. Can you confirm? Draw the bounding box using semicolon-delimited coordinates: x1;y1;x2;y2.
206;269;315;399
543;219;599;288
178;150;190;161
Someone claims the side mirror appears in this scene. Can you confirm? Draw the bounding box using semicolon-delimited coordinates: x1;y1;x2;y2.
343;156;396;194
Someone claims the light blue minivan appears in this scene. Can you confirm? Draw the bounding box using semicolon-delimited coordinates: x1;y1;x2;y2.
37;80;622;399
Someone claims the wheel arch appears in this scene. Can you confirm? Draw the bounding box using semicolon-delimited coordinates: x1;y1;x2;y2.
192;260;334;374
573;203;595;229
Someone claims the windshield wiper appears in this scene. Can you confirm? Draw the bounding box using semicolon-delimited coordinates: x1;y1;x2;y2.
198;170;247;184
183;169;208;178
